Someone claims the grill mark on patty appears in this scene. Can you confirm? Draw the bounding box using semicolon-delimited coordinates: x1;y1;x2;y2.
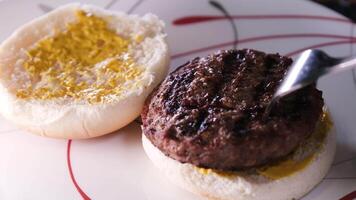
142;49;324;170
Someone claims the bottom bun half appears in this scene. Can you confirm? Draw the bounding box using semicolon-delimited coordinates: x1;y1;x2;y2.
142;125;336;200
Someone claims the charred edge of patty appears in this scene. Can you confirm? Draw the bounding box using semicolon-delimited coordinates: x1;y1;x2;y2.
141;49;324;170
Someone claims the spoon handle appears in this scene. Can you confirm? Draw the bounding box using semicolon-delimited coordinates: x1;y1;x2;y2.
328;57;356;74
263;50;356;120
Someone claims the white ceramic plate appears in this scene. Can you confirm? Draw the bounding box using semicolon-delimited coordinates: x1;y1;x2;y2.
0;0;355;199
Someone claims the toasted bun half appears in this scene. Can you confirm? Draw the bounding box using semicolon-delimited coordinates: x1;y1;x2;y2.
142;122;336;200
0;3;169;138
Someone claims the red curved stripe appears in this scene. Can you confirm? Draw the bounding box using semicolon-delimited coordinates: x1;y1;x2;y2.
173;15;352;25
340;191;356;200
286;40;356;56
171;34;355;59
67;140;91;200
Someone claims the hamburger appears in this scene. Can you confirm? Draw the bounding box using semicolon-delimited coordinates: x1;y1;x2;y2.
0;3;169;138
141;49;335;200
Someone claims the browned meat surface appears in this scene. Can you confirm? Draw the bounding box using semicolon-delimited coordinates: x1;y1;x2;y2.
142;49;324;170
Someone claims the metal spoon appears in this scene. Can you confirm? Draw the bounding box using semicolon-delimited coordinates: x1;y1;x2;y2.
264;49;356;118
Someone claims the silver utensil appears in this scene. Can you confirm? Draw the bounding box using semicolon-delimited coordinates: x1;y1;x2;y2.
264;49;356;118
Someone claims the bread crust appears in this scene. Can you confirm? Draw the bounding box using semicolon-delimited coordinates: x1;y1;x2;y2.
142;123;336;200
0;3;169;138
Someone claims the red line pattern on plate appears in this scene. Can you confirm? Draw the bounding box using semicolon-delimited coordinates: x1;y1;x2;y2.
63;9;356;200
171;34;355;59
333;157;356;166
67;140;91;200
339;190;356;200
173;15;352;25
286;40;356;56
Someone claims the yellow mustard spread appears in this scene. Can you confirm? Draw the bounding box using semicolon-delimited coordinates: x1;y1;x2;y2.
257;154;315;179
196;167;241;179
196;112;333;180
16;11;143;103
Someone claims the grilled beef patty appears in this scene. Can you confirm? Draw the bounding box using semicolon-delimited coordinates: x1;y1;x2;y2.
141;49;324;171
